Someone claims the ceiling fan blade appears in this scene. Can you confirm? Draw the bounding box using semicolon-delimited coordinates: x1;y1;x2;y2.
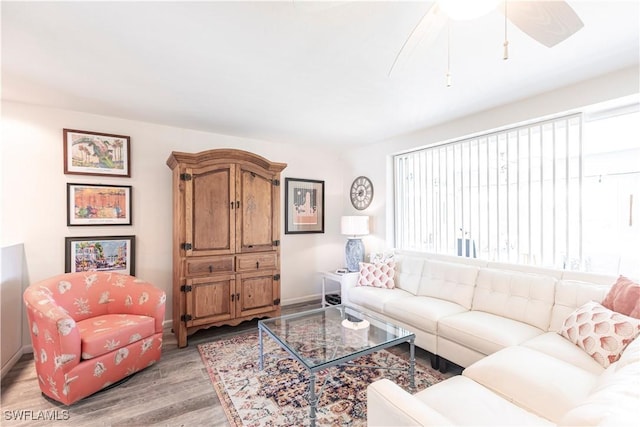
388;3;448;76
506;0;584;48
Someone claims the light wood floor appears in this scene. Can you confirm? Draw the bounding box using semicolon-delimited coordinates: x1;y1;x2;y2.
1;302;446;426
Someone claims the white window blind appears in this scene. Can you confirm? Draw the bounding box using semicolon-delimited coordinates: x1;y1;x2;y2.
394;114;583;268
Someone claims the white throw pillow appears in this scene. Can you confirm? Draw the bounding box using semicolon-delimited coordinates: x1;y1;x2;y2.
559;301;640;368
357;261;396;289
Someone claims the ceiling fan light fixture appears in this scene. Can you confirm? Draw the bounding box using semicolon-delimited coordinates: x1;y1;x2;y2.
439;0;500;21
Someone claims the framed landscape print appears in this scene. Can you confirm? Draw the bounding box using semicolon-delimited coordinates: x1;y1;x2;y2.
67;183;132;226
65;235;135;275
63;129;131;177
284;177;325;234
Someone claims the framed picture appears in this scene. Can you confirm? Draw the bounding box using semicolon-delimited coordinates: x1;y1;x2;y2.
63;129;131;177
284;177;325;234
67;183;132;226
65;235;135;275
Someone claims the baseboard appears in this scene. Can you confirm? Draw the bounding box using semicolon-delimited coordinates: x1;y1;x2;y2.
282;294;321;306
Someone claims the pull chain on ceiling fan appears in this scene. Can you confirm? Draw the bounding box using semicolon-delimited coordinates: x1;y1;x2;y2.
389;0;584;78
446;22;452;87
503;0;509;60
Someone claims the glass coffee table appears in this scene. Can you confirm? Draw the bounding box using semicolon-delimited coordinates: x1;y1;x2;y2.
258;305;415;426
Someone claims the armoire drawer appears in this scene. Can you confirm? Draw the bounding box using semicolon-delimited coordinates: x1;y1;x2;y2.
185;256;235;276
236;252;277;272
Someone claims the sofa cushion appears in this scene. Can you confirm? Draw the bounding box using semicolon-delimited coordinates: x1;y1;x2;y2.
559;301;640;368
357;260;395;288
438;311;544;356
549;279;610;332
601;275;640;319
384;296;468;334
463;346;599;423
77;313;156;360
472;268;556;330
393;255;424;295
347;286;412;312
417;260;479;309
367;379;455;426
415;375;554;426
522;332;604;375
559;339;640;426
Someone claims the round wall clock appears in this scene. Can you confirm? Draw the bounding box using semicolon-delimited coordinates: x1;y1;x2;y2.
350;176;374;210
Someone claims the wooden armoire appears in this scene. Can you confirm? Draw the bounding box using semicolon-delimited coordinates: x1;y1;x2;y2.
166;149;287;347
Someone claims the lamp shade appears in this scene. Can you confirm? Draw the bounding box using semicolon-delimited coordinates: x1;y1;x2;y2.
341;216;369;237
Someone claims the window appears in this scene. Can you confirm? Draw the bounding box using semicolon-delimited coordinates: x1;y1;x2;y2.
394;108;639;277
582;109;640;277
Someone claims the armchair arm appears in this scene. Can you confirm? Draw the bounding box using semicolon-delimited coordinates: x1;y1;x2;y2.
367;379;454;426
340;272;359;306
23;286;81;374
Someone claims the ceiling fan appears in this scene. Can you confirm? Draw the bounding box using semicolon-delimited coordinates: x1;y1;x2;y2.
388;0;584;76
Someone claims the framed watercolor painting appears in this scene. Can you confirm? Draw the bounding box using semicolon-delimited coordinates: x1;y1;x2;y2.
65;235;135;275
284;177;325;234
67;183;132;226
63;129;131;177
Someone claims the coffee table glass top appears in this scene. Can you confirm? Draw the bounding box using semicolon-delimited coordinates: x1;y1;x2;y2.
258;305;414;371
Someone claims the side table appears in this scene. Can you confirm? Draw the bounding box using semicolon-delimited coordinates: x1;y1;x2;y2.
319;271;344;307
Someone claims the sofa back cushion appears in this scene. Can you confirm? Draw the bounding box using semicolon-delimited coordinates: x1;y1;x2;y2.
549;279;610;332
615;335;640;372
417;260;479;309
472;268;556;330
393;255;425;295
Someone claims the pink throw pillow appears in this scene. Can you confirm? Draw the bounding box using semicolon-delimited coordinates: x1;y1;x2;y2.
559;301;640;368
602;276;640;319
357;261;396;289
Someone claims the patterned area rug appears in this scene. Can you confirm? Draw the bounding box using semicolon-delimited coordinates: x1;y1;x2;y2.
198;331;447;426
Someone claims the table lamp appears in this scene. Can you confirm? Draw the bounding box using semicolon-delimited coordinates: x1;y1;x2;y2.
341;216;370;272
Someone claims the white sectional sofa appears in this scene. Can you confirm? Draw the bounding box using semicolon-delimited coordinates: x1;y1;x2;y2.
339;250;640;425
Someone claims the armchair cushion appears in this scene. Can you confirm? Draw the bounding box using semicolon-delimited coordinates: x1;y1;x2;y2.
77;314;156;360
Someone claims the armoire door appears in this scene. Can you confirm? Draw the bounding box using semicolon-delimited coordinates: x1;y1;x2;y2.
236;165;278;253
236;270;280;317
184;275;236;327
185;163;236;256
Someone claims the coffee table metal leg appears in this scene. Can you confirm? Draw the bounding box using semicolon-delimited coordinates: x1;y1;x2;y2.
309;371;317;427
258;326;264;370
409;338;416;389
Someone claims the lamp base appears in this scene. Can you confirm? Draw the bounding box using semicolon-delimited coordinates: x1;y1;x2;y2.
345;238;364;272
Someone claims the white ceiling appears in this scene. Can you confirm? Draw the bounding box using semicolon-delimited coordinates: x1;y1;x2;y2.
2;1;639;147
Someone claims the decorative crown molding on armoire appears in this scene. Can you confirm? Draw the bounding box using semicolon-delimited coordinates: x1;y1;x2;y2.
167;149;287;347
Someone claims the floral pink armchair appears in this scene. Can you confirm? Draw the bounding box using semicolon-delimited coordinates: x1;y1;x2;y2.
23;272;166;405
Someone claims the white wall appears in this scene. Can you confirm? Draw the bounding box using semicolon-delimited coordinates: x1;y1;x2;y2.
343;66;640;254
1;244;27;378
2;65;637;344
0;101;347;328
